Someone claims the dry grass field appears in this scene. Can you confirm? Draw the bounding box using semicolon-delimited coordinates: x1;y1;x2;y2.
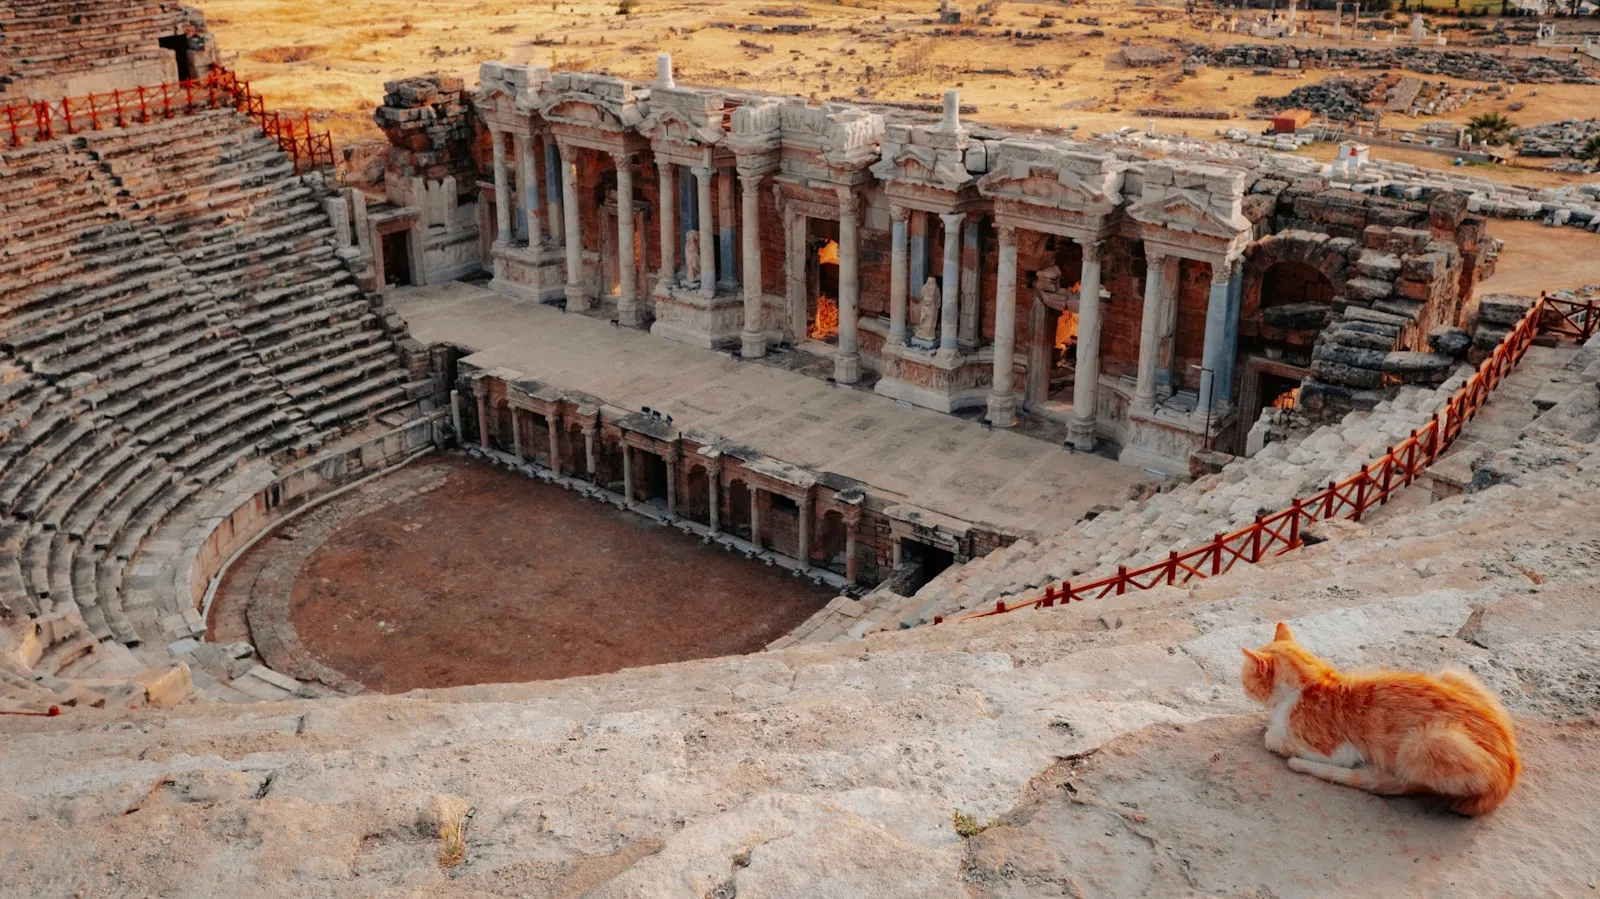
196;1;1600;153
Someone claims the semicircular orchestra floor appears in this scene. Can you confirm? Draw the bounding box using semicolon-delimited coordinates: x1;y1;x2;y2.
208;454;835;693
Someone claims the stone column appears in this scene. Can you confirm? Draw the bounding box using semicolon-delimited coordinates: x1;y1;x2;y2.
613;151;638;326
1220;262;1244;408
694;159;716;297
657;159;676;294
544;137;563;245
665;449;679;517
740;170;766;358
843;510;861;584
491;130;512;246
707;459;722;535
796;492;812;568
937;212;964;354
517;133;541;246
511;408;524;461
1069;240;1105;450
1134;251;1168;411
449;389;462;440
749;487;762;549
1197;260;1233;417
582;420;598;482
717;168;737;290
836;187;861;384
959;218;981;348
547;413;563;474
559;143;585;311
474;388;490;450
888;206;909;346
785;210;806;340
987;224;1019;427
622;442;635;508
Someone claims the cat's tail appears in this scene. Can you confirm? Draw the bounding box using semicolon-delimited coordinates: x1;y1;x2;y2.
1415;725;1520;816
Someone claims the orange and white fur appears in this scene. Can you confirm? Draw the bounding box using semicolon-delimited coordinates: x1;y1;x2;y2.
1240;622;1520;816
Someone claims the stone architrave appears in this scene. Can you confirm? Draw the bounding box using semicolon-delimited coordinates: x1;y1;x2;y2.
683;229;701;286
914;277;940;344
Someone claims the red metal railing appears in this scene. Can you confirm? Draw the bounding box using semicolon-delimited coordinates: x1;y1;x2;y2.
951;293;1597;623
1;66;335;174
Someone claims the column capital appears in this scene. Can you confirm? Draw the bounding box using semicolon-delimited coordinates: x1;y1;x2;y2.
692;164;714;180
1146;248;1171;266
1211;258;1236;284
938;210;967;228
1079;237;1103;261
997;223;1017;246
610;149;634;165
556;140;575;162
890;204;909;223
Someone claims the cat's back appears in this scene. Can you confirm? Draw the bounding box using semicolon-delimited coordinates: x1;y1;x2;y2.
1351;667;1516;743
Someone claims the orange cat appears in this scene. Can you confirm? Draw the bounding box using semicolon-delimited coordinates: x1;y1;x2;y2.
1240;622;1520;816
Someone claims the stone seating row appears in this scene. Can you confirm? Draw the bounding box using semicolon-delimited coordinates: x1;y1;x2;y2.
0;111;425;629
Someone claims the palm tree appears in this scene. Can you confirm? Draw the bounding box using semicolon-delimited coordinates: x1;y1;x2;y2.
1467;112;1516;147
1577;134;1600;161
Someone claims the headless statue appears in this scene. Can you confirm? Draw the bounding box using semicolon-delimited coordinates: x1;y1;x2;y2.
914;276;941;344
683;229;701;286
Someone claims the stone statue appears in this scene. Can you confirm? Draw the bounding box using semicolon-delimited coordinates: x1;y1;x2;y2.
683;229;700;285
914;277;940;344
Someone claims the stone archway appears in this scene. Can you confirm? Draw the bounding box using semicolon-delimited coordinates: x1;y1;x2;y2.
681;464;711;526
1240;232;1350;324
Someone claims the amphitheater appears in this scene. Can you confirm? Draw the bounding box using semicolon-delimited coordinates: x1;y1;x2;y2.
2;2;1599;896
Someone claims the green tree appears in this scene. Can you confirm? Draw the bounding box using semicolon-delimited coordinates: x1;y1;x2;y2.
1467;112;1516;147
1576;134;1600;161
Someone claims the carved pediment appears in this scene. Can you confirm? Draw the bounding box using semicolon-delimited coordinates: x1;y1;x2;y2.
640;108;723;147
978;166;1115;214
872;145;972;191
1128;187;1250;240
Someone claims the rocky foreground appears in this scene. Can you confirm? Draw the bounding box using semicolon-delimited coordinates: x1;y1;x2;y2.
3;414;1599;897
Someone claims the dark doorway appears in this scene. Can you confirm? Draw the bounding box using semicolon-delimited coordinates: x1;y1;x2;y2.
726;480;752;540
682;466;711;526
899;539;954;594
1258;371;1302;416
382;230;413;287
640;452;669;505
1260;261;1334;309
159;35;194;82
817;511;847;574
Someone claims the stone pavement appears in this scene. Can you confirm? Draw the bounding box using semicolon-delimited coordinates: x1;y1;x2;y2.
388;282;1150;536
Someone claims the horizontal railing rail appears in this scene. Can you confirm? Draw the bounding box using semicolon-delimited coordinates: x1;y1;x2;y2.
2;66;335;174
949;293;1595;623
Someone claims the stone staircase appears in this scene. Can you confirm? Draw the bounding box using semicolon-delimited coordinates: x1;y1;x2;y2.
0;110;432;708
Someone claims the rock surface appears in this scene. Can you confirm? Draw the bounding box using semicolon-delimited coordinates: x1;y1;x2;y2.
3;395;1600;896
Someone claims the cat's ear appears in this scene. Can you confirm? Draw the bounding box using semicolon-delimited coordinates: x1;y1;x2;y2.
1273;621;1295;643
1241;648;1272;678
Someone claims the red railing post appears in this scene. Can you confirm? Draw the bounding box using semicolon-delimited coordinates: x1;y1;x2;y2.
183;79;195;113
1379;448;1395;502
1210;534;1224;575
35;100;51;141
1062;581;1072;602
1250;515;1264;562
1041;584;1056;608
1167;550;1179;585
61;97;75;134
112;89;125;127
1116;566;1128;596
87;93;100;130
1288;498;1302;547
1352;467;1370;522
1323;481;1336;519
136;85;148;123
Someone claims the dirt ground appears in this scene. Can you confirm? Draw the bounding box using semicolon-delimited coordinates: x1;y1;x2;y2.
1480;218;1600;295
193;0;1600;178
281;455;833;693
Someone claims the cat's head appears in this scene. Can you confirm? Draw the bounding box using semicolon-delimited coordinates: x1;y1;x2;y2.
1240;621;1321;702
